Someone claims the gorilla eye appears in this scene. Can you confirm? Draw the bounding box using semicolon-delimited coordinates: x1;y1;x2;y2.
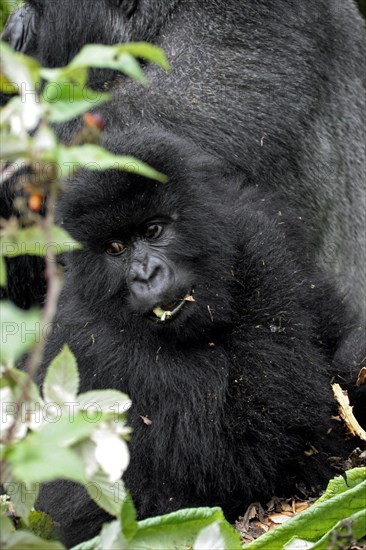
105;241;125;255
142;224;163;239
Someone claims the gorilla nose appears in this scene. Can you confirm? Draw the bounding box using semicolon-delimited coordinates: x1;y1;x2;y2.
128;257;171;302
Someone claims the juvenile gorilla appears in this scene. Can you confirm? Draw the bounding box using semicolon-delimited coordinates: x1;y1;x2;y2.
37;128;360;546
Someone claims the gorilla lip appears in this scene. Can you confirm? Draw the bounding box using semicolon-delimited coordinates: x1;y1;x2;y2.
151;292;194;322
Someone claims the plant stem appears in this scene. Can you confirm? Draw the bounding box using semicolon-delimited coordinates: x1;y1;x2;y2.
4;182;63;443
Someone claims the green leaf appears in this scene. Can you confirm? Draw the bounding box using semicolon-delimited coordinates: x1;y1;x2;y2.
0;73;18;94
0;508;16;537
30;125;58;162
244;476;366;550
42;80;111;123
0;1;15;34
42;48;148;86
10;434;85;484
0;255;7;286
0;136;28;162
69;42;169;72
120;491;138;542
3;480;39;522
86;472;126;517
69;536;99;550
308;508;365;549
0;367;43;440
70;49;148;83
78;390;131;414
0;302;42;364
110;52;147;83
1;225;82;258
38;412;96;448
0;45;42;130
57;144;168;183
194;521;226;550
284;540;313;550
28;510;59;541
43;345;80;405
99;520;128;550
0;97;30;160
7;412;99;484
40;66;88;88
0;41;41;91
120;43;170;71
0;529;65;550
2;367;42;404
315;467;366;503
40;43;169;87
132;507;241;550
70;507;241;550
286;509;366;550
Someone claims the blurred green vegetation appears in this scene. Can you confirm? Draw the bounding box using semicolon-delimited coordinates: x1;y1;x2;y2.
358;0;366;18
0;0;22;32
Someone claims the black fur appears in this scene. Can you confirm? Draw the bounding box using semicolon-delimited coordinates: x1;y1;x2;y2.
36;128;363;546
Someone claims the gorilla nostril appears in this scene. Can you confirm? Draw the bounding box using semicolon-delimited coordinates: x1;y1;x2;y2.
128;258;170;300
131;259;162;284
147;265;162;284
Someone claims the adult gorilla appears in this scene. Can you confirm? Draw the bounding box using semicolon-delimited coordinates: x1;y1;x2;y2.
2;0;366;320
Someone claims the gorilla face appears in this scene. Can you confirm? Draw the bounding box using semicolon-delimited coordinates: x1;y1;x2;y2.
57;128;237;338
104;218;194;322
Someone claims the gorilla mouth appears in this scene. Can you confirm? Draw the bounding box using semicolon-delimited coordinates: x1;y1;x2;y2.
151;292;194;322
